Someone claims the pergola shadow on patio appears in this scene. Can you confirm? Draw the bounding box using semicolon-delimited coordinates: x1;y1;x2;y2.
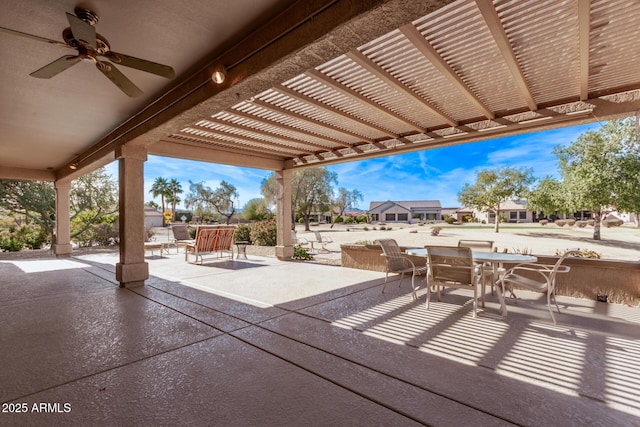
1;253;639;425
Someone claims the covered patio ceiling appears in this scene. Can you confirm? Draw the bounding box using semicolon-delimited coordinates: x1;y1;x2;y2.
2;0;640;181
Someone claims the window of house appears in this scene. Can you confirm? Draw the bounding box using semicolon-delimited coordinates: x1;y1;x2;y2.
397;213;408;221
519;211;527;220
385;213;395;221
510;212;517;220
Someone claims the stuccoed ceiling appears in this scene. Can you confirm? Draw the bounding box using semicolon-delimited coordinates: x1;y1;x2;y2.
1;0;640;182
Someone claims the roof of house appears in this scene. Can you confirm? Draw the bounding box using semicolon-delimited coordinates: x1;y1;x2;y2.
369;200;441;211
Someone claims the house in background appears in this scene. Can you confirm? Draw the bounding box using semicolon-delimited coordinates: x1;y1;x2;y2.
473;199;534;224
368;200;442;223
144;205;164;227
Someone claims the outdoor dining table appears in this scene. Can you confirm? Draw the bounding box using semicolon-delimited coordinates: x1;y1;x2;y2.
405;248;538;317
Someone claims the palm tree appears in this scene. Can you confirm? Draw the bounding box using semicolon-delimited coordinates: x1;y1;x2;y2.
167;179;183;220
149;177;170;222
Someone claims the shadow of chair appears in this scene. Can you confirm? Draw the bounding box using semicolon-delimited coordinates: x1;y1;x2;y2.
377;238;427;300
291;230;309;247
499;249;579;324
171;224;195;254
426;245;479;317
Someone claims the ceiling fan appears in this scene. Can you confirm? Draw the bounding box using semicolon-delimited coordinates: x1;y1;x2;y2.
0;7;175;97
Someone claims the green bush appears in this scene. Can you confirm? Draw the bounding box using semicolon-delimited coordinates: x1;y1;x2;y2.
16;225;49;249
249;219;277;246
344;217;354;224
333;216;344;223
0;234;24;252
379;226;386;230
444;216;456;224
292;245;313;260
363;226;369;231
356;215;368;223
234;224;251;243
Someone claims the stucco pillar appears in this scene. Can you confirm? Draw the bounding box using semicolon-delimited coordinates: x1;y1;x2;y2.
115;144;149;287
53;179;73;257
275;169;293;260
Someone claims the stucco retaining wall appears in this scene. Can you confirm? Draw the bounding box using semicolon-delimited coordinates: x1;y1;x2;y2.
341;244;640;306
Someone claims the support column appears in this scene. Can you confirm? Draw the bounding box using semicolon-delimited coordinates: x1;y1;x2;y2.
115;144;149;287
53;180;73;257
275;169;293;260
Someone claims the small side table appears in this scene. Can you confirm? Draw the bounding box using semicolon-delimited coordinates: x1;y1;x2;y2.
235;241;249;260
144;242;165;257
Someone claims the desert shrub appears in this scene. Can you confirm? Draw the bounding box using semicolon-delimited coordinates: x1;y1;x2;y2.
363;226;369;231
567;219;576;226
0;233;24;252
16;225;49;249
555;220;567;227
234;224;251;243
555;248;601;259
249;219;277;246
298;218;305;224
344;217;354;224
372;227;377;230
292;245;313;260
431;226;442;236
355;240;374;245
356;215;368;223
539;219;549;226
380;226;386;230
333;216;344;223
512;246;533;255
603;219;624;228
576;220;588;228
386;227;393;231
444;215;456;224
588;219;595;226
481;220;486;224
409;229;417;234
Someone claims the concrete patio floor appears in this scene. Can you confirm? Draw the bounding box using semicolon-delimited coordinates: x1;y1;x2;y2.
1;250;639;426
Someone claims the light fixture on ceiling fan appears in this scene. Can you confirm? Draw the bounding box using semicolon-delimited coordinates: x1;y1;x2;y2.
0;7;176;97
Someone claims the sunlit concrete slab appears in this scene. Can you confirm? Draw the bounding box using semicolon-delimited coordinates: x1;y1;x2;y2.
2;251;639;425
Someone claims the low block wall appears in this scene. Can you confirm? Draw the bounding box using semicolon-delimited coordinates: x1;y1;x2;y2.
341;244;640;306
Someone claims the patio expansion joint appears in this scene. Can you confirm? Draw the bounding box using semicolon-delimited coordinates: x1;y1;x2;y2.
4;334;220;404
234;317;524;427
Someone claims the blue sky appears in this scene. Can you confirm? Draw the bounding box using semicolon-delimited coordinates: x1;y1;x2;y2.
106;122;602;210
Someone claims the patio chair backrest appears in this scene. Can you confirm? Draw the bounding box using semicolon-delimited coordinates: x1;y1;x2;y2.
426;246;474;286
195;226;236;252
457;240;493;251
313;231;324;242
548;248;580;292
172;224;192;241
377;239;407;272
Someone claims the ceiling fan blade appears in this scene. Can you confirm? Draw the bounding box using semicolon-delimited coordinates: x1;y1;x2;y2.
96;61;143;97
105;52;175;79
30;55;81;78
66;12;96;48
0;26;70;49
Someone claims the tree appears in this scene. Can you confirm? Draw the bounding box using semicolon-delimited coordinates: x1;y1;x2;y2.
242;198;271;220
149;177;171;222
527;177;571;220
607;118;640;226
554;118;639;239
331;187;363;228
166;179;183;220
69;168;118;238
185;180;239;224
261;167;337;231
458;167;535;233
0;167;117;239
